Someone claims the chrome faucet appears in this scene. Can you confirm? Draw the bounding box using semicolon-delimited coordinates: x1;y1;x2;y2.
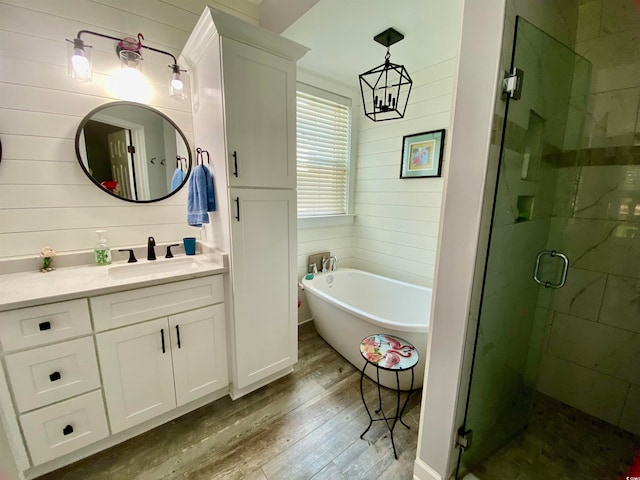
147;236;156;261
322;255;338;272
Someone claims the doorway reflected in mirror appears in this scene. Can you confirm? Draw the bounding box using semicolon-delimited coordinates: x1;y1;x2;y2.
75;102;192;203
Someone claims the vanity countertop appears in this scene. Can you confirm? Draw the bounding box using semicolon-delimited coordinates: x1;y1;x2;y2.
0;255;227;311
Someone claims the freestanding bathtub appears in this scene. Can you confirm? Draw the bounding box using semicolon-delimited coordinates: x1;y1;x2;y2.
301;268;430;390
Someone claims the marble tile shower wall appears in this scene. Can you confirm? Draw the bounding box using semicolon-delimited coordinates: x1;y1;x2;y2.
532;0;640;436
536;164;640;435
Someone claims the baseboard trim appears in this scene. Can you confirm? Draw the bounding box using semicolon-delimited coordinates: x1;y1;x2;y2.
413;458;442;480
229;367;294;400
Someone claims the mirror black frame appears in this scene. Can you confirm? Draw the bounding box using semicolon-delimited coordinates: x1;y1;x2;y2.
75;101;192;204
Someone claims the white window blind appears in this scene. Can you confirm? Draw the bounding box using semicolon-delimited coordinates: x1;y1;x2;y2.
296;86;351;217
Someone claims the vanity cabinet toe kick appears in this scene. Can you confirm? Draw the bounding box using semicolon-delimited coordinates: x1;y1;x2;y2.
0;275;228;479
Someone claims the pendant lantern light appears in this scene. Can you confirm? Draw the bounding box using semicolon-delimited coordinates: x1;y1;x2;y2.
359;28;413;122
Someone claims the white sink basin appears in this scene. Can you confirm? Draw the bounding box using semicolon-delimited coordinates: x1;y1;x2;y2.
108;257;202;280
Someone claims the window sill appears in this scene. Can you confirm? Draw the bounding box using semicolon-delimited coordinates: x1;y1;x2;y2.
297;214;355;229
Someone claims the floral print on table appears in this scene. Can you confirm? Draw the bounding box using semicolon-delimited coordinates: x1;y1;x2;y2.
360;334;418;370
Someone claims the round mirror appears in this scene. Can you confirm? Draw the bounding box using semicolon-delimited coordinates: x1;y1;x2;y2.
75;101;192;203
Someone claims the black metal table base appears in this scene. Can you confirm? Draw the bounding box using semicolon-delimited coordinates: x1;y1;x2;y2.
359;361;415;459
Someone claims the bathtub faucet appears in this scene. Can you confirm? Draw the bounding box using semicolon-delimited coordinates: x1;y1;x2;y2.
322;255;339;273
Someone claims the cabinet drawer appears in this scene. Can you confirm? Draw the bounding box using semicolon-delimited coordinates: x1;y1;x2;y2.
0;299;91;352
91;275;224;332
20;390;108;466
6;337;100;413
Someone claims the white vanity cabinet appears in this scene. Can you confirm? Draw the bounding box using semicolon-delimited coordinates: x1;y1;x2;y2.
0;272;228;478
92;277;227;433
0;299;109;467
182;7;307;397
96;305;227;433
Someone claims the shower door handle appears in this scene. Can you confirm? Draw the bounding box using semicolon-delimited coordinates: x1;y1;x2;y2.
533;250;569;289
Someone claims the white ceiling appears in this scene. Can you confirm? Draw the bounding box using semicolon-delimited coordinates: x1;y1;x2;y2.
281;0;462;90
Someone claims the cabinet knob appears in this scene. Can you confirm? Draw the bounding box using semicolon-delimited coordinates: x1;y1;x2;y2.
49;371;61;382
62;424;74;436
38;321;52;331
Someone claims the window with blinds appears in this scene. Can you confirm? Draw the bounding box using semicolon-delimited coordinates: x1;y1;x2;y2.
296;86;351;217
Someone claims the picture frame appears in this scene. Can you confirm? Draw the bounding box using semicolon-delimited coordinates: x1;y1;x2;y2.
399;129;445;179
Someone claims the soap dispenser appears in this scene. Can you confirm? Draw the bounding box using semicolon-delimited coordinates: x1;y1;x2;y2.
94;230;112;266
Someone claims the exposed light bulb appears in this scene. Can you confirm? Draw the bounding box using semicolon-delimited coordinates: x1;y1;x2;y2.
109;66;150;103
71;50;90;79
171;76;183;91
67;39;92;82
169;65;186;101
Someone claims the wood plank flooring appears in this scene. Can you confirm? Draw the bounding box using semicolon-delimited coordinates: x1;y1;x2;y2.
37;322;421;480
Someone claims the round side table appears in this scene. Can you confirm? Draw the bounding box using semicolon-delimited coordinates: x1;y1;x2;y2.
359;334;418;459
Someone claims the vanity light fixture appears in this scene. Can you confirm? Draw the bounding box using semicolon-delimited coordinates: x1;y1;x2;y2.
65;30;187;101
359;28;413;122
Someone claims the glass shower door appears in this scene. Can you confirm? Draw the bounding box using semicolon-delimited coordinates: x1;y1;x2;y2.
457;17;591;476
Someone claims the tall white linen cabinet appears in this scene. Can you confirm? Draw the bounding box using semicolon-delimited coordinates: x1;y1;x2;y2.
181;8;308;398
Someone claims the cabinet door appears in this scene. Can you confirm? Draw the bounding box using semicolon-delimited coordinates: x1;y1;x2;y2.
169;304;228;406
96;318;176;434
230;188;297;389
222;37;296;189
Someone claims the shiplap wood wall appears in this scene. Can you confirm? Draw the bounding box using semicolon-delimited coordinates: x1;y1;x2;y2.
0;0;258;260
296;61;456;296
296;59;456;322
351;59;456;287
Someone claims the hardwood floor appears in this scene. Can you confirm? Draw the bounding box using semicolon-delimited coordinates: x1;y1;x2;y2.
37;322;422;480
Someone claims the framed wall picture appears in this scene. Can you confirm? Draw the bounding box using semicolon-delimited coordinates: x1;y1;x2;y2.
399;129;445;178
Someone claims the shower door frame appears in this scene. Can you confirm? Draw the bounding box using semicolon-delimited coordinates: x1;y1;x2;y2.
453;14;588;478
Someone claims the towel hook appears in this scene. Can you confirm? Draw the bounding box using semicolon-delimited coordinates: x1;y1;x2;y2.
176;155;187;170
195;147;210;166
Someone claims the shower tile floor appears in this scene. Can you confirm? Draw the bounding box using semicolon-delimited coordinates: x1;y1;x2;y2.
37;322;422;480
467;392;640;480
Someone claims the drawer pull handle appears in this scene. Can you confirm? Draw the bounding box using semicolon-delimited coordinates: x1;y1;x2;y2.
49;371;61;382
161;329;166;354
62;425;74;436
176;325;181;349
39;321;52;331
